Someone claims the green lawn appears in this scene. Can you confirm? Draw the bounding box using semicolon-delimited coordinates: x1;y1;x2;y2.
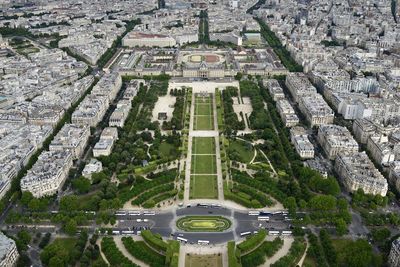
51;238;77;251
192;137;215;154
194;115;214;130
185;254;222;267
159;142;179;159
195;103;212;116
190;175;218;199
177;216;231;232
194;94;214;130
191;155;216;174
228;139;254;163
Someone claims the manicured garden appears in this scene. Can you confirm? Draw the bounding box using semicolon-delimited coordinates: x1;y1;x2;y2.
176;216;231;232
227;139;254;164
193;94;214;130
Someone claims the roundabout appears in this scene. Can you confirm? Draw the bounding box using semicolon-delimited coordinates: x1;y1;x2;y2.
176;215;232;232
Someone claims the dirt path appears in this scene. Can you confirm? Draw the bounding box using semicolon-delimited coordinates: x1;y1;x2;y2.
262;237;294;266
96;238;110;266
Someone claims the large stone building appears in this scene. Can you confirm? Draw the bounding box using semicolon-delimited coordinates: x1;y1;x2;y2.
389;237;400;267
317;124;359;160
20;150;73;198
0;232;19;267
335;152;388;196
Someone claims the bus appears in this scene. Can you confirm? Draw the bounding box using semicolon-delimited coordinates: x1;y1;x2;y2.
240;231;252;237
121;230;134;235
257;216;270;221
281;231;292;236
143;211;155;216
260;211;271;216
115;211;126;216
128;211;140;216
177;237;188;242
198;240;210;245
112;230;120;235
269;231;280;236
197;203;208;208
248;211;260;216
210;204;222;209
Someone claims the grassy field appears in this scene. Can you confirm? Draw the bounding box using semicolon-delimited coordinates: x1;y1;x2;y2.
190;175;218;199
194;94;214;130
185;254;223;267
191;155;216;174
51;238;77;251
192;137;215;154
159;142;179;159
228;139;254;163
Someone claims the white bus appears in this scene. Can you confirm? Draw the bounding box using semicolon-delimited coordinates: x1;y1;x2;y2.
115;211;126;216
177;237;188;242
248;211;260;216
281;231;292;236
269;231;280;236
257;216;270;221
143;211;155;216
121;230;134;235
198;240;210;245
128;211;140;216
240;231;252;237
112;230;120;235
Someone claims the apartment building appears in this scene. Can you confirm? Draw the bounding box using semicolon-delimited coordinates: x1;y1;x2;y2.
290;126;314;159
335;152;388;196
298;94;334;126
317;124;359;160
276;99;299;127
20;150;73;198
49;124;90;159
0;232;19;267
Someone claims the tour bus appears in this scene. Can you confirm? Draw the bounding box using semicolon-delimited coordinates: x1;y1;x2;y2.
210;204;222;209
240;231;252;237
197;203;209;208
198;240;210;245
128;211;140;216
281;231;292;236
121;230;134;235
177;237;188;243
143;211;155;216
260;211;271;216
257;216;270;221
112;230;120;235
248;211;260;216
115;211;126;216
269;231;280;236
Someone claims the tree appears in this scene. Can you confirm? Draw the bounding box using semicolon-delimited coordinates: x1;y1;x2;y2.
17;230;31;246
64;219;77;236
72;176;91;194
335;218;347;236
49;256;64;267
285;197;297;216
59;195;79;212
20;191;33;206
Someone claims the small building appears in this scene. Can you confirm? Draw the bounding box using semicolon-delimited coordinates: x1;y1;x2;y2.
389;237;400;267
158;112;168;120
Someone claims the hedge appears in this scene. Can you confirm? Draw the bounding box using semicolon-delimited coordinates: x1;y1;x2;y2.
165;240;180;267
122;237;165;267
131;183;175;205
101;237;138;267
237;230;267;255
228;241;242;267
141;230;168;253
241;238;283;267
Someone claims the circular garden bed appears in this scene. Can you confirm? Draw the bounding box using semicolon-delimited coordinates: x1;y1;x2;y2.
176;216;232;232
